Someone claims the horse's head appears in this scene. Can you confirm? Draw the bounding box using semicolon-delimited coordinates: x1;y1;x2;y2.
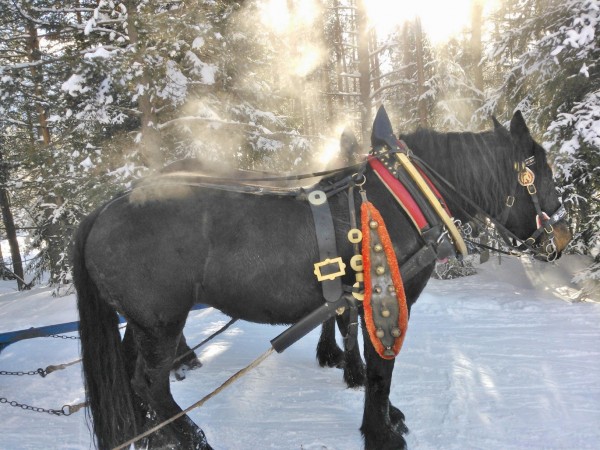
495;111;572;261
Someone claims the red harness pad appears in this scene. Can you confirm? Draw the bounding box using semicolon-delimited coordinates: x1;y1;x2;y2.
368;157;428;231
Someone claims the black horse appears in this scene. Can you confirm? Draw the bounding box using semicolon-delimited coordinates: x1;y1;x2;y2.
73;108;571;449
315;111;574;387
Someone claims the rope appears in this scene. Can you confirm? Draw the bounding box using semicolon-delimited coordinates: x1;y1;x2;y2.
172;318;238;366
112;347;275;450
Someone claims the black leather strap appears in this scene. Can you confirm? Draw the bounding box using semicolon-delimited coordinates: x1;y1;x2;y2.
306;189;345;303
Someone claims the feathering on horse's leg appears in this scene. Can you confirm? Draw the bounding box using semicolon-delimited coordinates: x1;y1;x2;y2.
317;317;345;368
336;308;366;388
121;325;151;448
130;321;213;450
360;317;407;450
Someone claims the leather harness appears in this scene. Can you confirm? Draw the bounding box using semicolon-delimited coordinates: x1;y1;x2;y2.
271;146;458;354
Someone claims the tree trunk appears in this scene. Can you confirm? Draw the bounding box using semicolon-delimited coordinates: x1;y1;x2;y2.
471;0;484;99
369;28;382;108
25;22;51;147
24;16;65;285
0;174;24;289
125;0;163;168
356;0;372;146
414;18;428;128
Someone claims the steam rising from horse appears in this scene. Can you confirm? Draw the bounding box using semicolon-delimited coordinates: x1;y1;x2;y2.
73;111;571;449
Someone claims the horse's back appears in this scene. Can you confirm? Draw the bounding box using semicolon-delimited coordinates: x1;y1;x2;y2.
83;187;327;325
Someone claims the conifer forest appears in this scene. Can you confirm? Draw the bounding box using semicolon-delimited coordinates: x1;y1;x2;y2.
0;0;598;289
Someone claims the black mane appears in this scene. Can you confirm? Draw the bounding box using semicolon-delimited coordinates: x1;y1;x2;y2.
401;128;519;218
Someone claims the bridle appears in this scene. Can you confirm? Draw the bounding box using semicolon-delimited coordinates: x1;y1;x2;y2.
496;155;567;261
409;151;567;262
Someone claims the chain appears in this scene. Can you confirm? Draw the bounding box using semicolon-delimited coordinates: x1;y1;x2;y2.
47;333;79;340
0;397;74;416
0;368;47;377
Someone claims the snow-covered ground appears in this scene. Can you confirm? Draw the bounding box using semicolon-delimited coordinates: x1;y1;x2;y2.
0;255;598;450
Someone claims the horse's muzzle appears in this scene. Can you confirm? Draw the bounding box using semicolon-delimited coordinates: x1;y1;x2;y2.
535;219;572;261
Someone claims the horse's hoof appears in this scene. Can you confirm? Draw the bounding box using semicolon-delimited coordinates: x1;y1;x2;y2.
389;405;409;435
343;360;366;388
344;367;366;388
316;344;345;368
363;432;407;450
171;358;203;381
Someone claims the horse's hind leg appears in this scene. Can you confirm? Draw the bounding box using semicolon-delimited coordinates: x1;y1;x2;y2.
317;317;344;368
173;333;202;381
121;325;149;446
336;310;366;388
360;316;407;450
130;321;212;450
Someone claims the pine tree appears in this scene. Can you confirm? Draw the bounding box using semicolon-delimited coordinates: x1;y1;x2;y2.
484;0;600;280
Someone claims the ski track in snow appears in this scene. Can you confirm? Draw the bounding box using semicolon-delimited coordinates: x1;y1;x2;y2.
0;256;599;450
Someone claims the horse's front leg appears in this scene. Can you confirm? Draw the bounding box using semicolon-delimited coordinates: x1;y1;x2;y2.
360;317;408;450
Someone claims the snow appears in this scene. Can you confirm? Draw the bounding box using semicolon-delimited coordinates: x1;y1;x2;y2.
83;47;115;60
61;75;89;97
0;256;599;449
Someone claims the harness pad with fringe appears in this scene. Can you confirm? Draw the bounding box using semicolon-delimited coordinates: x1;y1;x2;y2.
360;200;408;359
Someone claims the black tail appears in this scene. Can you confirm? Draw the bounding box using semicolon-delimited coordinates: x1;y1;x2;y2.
72;207;137;449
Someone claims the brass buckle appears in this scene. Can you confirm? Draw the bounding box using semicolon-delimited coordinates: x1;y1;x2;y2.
314;257;346;282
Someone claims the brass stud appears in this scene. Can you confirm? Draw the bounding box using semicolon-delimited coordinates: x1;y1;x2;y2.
369;220;379;229
388;285;395;293
376;265;385;275
374;285;382;294
391;328;401;338
373;243;383;252
376;328;385;339
381;309;390;318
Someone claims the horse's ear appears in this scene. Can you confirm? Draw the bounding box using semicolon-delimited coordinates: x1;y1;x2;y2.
510;111;530;137
340;128;360;163
509;110;533;150
491;116;503;130
492;115;511;141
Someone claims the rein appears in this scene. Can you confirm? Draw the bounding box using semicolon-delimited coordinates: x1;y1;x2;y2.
409;152;565;261
136;162;369;197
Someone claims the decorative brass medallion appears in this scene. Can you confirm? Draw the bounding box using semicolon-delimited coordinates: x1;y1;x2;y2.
518;167;535;187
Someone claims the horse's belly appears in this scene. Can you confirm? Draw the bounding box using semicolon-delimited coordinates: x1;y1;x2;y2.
197;244;326;325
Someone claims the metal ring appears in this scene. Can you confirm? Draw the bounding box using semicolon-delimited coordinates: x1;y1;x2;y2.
352;173;366;187
350;254;364;271
347;228;363;244
307;190;327;206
